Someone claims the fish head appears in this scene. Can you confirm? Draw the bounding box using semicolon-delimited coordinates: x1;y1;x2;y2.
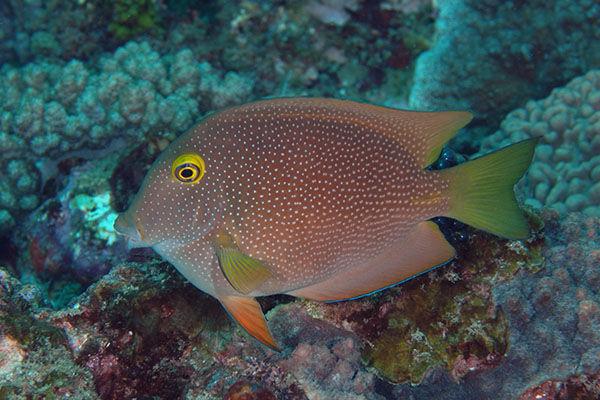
114;136;224;251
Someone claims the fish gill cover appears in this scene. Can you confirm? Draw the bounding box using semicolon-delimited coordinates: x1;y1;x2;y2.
0;1;599;399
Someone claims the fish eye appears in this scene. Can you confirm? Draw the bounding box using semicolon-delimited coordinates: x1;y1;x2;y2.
172;153;205;184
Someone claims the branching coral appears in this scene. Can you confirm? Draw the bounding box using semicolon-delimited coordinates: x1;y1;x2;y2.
0;41;255;235
0;2;437;236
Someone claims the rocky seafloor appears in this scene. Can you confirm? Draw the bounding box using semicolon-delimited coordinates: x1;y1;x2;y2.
1;0;599;399
2;209;600;399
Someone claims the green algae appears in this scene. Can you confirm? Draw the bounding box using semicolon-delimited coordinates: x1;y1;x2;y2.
362;216;545;384
1;311;66;350
365;280;509;384
109;0;160;40
0;270;66;351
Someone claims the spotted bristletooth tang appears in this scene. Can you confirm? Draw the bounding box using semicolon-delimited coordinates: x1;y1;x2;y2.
114;97;538;349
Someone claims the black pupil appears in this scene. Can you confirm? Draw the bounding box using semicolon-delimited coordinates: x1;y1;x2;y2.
180;166;195;178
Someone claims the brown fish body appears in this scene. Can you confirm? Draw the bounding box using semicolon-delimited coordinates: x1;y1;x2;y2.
116;98;537;349
150;99;449;295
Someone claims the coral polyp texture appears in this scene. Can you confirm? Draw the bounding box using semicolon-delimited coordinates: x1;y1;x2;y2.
1;40;254;158
409;0;600;134
389;212;600;399
0;41;254;235
0;2;436;237
480;70;600;216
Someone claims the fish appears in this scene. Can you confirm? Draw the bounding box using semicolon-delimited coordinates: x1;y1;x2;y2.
114;97;537;349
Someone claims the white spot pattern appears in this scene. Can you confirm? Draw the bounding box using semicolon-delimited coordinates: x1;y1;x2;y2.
127;98;450;297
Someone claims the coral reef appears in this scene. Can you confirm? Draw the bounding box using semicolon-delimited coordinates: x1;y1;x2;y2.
480;70;600;216
0;0;112;64
309;212;544;384
0;260;380;399
0;40;254;235
386;211;600;399
109;0;160;41
0;40;253;158
305;0;361;26
13;150;131;308
153;0;434;104
519;371;600;400
0;269;98;399
491;212;600;393
0;0;197;65
409;0;600;147
3;2;598;399
1;207;598;399
0;2;435;237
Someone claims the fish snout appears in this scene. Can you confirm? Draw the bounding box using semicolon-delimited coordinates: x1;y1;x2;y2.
114;212;146;248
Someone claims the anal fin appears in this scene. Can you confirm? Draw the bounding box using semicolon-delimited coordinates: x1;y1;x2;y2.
220;295;279;350
289;221;455;301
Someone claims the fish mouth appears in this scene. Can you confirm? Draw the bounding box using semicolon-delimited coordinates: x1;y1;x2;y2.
114;212;148;248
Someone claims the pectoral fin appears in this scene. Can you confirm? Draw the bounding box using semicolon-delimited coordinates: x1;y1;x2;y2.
220;295;279;350
213;231;271;295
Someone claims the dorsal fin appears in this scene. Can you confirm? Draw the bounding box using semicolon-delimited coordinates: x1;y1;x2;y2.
408;110;473;167
227;98;473;168
361;107;472;167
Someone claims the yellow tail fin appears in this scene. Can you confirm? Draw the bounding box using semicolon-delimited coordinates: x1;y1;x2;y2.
441;138;539;239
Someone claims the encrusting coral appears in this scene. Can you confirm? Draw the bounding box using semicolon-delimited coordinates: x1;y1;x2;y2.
2;210;598;399
488;211;600;397
382;211;600;399
480;70;600;216
0;260;380;399
310;213;544;385
409;0;600;142
13;150;133;308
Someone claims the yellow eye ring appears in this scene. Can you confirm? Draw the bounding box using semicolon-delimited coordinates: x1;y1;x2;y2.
172;153;205;184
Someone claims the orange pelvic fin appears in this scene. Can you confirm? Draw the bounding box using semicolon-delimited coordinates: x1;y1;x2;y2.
289;221;455;302
220;295;279;350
